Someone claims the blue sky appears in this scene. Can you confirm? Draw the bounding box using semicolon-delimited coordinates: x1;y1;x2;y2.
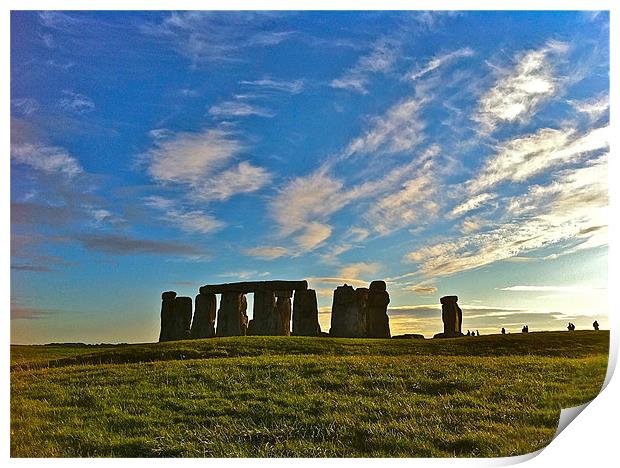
10;11;609;344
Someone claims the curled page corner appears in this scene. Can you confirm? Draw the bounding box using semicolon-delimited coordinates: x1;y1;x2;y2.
553;401;591;440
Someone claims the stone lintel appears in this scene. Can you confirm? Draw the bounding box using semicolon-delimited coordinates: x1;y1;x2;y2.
200;280;307;295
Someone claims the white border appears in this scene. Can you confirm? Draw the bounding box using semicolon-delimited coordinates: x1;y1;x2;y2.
3;1;618;466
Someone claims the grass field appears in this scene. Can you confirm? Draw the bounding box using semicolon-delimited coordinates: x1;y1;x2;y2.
11;331;609;457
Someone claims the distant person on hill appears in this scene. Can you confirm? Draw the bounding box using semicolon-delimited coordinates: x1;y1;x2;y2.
501;327;506;335
476;330;480;336
593;320;600;330
567;322;576;331
522;325;529;333
466;330;471;336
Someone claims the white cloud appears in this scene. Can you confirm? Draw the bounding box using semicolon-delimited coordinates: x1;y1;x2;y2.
345;227;369;243
295;222;332;250
58;90;95;114
450;192;497;218
11;143;83;177
11;98;40;115
344;97;426;156
500;285;604;292
459;216;488;235
476;41;569;132
244;246;289;259
144;196;225;234
196;162;272;202
338;262;381;281
469;124;609;194
406;283;438;295
330;38;399;94
405;153;608;277
147;128;242;184
208;101;274;118
568;95;609;120
239;78;304;94
407;47;474;81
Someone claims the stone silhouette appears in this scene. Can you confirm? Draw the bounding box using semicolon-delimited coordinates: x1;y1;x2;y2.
392;333;425;339
191;292;216;339
173;296;193;340
159;291;177;342
366;280;391;338
275;290;293;336
216;292;248;336
292;289;321;336
433;295;464;338
329;284;369;338
593;320;600;330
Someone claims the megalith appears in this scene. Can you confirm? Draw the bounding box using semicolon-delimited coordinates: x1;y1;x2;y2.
159;291;177;342
216;292;248;336
251;290;278;335
433;295;464;338
275;290;293;336
366;280;391;338
191;292;216;339
329;285;369;338
292;288;321;336
172;296;193;340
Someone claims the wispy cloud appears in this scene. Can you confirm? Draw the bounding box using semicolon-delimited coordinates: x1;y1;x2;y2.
144;196;225;234
145;128;271;202
58;90;95;114
243;246;289;259
208;101;274;118
407;47;474;81
499;285;604;292
344;97;426;156
11;143;83;177
11;98;39;115
141;12;294;64
475;40;569;132
406;152;608;277
239;78;304;95
450;192;497;218
331;37;399;94
568;94;609;120
468;124;609;194
338;262;381;281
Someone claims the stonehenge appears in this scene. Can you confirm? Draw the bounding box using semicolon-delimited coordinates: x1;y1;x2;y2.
433;295;464;338
158;279;465;342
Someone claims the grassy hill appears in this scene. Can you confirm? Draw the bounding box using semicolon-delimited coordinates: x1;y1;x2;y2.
11;331;609;457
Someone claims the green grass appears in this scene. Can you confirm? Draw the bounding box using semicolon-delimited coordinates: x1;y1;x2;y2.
11;331;609;457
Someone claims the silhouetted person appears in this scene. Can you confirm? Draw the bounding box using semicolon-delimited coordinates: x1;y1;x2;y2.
501;327;506;334
466;330;470;336
476;330;480;336
593;320;599;331
522;325;529;333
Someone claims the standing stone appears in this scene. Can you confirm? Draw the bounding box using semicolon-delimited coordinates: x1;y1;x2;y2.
159;291;177;342
251;290;278;335
292;289;321;336
433;295;464;338
366;281;391;338
216;292;248;336
191;292;216;339
275;290;293;336
172;296;193;340
329;285;369;338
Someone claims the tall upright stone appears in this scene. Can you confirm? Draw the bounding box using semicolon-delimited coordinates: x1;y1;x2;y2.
159;291;177;342
251;290;278;335
173;296;193;340
191;292;216;339
366;280;391;338
329;285;369;338
216;292;248;336
275;290;293;336
292;289;321;336
433;295;464;338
